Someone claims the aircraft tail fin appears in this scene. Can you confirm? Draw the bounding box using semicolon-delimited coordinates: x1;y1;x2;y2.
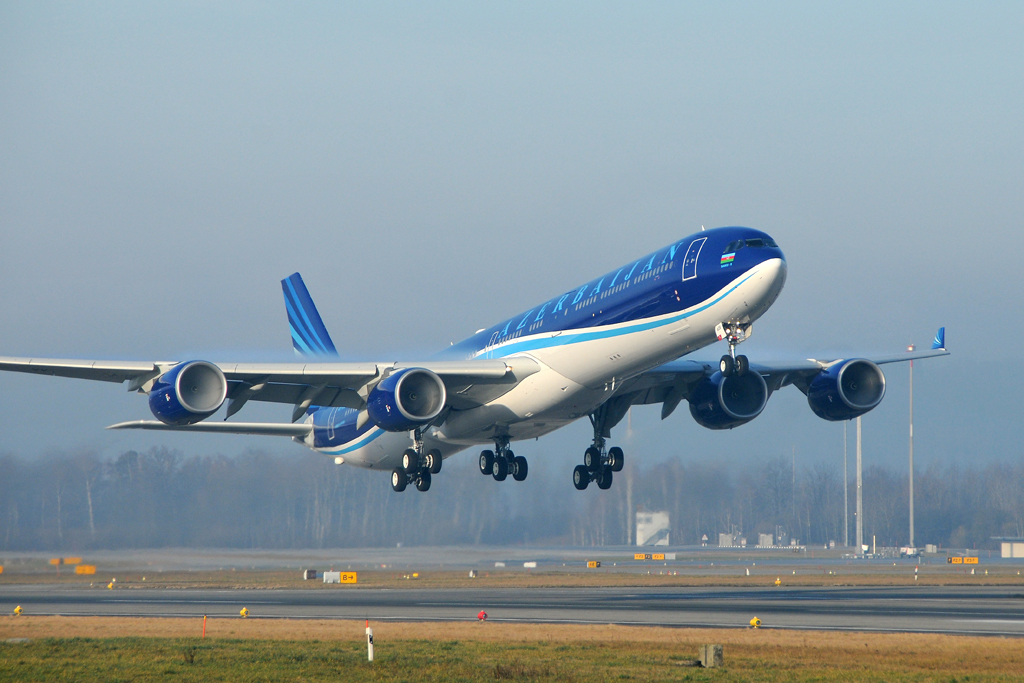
281;273;339;358
932;326;946;350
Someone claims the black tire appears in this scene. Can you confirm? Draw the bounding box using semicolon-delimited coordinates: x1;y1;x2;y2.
391;467;408;492
492;456;508;481
416;469;431;492
584;446;602;472
608;446;624;472
720;355;735;376
512;455;528;482
426;448;443;474
402;448;419;472
735;355;749;376
596;467;613;490
479;450;494;475
573;464;590;490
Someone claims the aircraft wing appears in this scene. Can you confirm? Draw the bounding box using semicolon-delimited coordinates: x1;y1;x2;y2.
608;337;949;420
0;356;540;419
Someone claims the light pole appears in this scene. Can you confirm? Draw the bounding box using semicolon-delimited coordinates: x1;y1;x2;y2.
843;421;849;548
856;416;863;553
908;344;915;548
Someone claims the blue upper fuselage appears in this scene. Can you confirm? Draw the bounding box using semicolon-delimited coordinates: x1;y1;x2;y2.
442;226;784;360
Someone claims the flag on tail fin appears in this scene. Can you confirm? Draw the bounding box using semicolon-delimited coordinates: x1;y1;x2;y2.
281;273;338;357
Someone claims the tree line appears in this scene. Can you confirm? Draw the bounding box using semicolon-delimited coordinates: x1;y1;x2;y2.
0;446;1021;551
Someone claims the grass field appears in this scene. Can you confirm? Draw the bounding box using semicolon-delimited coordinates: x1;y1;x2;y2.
3;567;1023;590
2;617;1023;682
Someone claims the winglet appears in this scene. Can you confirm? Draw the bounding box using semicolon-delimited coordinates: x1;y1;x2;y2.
281;273;338;358
931;327;946;350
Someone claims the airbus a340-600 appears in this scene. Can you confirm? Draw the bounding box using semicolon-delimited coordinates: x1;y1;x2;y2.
0;227;947;492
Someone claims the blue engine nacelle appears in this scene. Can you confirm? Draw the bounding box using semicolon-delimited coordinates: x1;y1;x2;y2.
689;370;769;430
807;359;886;421
148;361;228;425
366;368;447;432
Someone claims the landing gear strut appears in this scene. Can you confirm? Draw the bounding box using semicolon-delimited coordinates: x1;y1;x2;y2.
574;415;625;491
479;436;528;483
392;428;441;492
716;321;752;377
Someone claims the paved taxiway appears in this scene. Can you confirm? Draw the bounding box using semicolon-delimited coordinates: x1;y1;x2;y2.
3;585;1023;636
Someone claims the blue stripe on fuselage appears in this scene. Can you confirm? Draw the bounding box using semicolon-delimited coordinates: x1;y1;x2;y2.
310;406;385;452
475;268;760;359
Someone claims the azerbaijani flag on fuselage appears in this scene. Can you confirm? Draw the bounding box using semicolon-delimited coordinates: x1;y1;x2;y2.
720;252;735;267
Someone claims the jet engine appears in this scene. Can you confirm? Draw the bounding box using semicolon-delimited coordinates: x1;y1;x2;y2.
689;370;769;430
148;361;228;425
366;368;447;432
807;359;886;421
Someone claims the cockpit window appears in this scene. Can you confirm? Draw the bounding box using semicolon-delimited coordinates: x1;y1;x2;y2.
724;236;778;253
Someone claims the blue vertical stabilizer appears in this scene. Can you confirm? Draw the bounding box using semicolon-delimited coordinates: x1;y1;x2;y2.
281;273;338;358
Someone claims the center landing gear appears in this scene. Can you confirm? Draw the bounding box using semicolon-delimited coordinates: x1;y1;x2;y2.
391;428;442;492
573;415;625;491
479;437;528;483
716;321;752;377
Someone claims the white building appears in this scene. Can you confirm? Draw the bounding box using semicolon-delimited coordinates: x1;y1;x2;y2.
636;511;670;546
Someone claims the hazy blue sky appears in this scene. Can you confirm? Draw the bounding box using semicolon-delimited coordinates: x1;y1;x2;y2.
1;2;1021;475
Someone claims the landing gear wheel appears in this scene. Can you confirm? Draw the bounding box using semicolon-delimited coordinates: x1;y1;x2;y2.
584;446;602;472
596;467;613;489
573;464;590;490
426;448;443;474
607;447;624;472
492;456;508;481
720;355;736;376
415;469;431;492
735;355;749;376
512;455;528;481
402;448;419;472
479;450;494;475
391;467;408;492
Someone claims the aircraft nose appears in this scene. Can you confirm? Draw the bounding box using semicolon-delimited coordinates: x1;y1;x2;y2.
761;257;787;302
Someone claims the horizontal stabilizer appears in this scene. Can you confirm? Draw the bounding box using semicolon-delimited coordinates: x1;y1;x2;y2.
106;420;312;437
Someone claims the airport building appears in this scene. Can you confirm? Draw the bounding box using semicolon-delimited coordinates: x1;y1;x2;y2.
994;537;1024;559
635;511;670;546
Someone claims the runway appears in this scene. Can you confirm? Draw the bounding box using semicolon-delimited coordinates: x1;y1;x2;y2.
3;585;1023;636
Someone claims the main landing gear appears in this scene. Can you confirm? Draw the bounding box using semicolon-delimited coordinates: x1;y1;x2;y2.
391;428;442;493
573;413;625;491
716;321;752;377
479;437;528;483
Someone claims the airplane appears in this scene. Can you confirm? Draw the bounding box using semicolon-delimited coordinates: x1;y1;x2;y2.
0;226;947;493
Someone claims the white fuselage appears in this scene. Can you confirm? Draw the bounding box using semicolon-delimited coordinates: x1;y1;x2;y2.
316;257;786;470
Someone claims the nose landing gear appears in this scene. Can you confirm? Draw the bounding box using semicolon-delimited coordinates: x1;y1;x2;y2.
479;436;529;483
716;321;752;376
